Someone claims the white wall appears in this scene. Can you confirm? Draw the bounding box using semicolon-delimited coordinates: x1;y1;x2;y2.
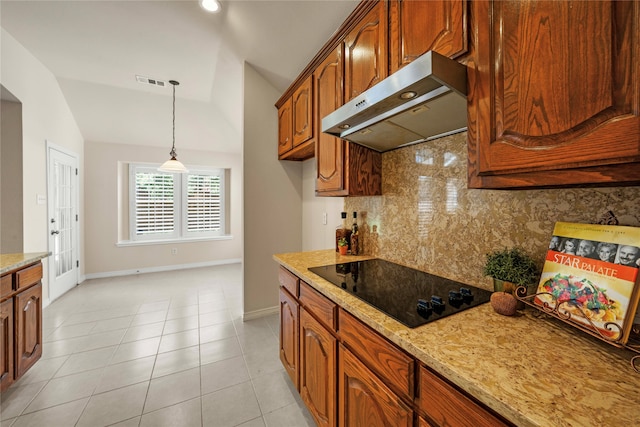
301;158;344;251
1;97;24;253
243;63;303;318
84;141;242;276
1;29;85;302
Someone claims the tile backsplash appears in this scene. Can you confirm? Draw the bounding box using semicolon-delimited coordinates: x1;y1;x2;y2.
345;132;640;290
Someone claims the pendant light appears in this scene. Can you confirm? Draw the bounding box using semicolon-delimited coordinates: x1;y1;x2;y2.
158;80;188;173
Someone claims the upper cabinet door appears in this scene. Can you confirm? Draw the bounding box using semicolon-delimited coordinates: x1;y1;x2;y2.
278;98;293;157
315;46;345;194
344;1;388;102
389;0;467;74
467;0;640;188
292;76;314;148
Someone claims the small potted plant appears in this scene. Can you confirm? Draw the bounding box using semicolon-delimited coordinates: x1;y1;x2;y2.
338;237;349;255
483;247;539;295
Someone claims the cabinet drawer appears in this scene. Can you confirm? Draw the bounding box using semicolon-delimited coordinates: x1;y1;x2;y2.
16;263;42;292
1;275;12;298
338;309;414;399
418;365;510;427
299;281;337;331
279;267;299;297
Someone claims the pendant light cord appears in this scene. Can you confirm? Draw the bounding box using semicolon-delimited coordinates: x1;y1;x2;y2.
169;80;179;158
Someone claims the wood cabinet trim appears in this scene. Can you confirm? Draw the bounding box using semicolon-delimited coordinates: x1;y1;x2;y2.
275;0;381;109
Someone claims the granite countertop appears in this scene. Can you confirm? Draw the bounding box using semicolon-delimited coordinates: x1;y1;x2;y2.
0;252;50;275
274;249;640;427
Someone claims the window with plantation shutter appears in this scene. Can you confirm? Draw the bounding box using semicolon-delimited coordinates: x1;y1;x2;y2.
184;171;224;237
129;164;226;242
131;168;178;240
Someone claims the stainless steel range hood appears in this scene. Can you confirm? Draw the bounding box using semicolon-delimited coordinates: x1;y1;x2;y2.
322;50;468;152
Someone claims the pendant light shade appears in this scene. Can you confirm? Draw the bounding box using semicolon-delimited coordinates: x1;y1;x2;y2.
159;80;188;173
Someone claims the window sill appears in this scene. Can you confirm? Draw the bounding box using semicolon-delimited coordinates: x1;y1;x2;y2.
116;235;233;247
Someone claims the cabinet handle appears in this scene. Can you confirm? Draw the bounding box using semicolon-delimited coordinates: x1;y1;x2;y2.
24;300;32;312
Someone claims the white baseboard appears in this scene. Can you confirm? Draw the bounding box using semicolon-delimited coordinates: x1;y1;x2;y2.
84;258;242;280
242;306;279;321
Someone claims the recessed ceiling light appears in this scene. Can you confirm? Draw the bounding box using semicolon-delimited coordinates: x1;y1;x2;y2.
201;0;221;13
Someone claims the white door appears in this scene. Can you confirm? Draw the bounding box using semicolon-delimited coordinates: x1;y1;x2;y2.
47;143;79;302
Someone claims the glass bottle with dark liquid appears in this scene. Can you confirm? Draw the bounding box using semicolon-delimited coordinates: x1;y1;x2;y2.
350;211;359;255
336;212;351;252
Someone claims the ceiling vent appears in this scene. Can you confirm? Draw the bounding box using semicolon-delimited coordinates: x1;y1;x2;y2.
135;75;167;87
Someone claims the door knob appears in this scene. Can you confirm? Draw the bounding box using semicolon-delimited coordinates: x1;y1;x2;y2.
51;230;60;235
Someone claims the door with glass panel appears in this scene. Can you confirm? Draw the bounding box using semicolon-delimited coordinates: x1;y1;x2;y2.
47;144;78;302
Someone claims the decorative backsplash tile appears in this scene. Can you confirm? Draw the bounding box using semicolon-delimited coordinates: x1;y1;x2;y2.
345;132;640;290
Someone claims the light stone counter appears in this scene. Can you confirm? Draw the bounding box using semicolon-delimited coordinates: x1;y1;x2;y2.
274;249;640;427
0;252;50;275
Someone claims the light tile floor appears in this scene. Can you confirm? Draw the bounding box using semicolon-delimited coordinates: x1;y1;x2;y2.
0;264;315;426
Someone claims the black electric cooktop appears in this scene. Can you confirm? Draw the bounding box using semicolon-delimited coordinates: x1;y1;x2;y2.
308;259;492;328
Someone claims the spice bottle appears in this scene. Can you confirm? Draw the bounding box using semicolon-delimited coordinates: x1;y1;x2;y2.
336;212;352;252
350;212;359;255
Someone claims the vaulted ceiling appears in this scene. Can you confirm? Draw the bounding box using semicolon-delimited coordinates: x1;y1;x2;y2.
1;0;358;153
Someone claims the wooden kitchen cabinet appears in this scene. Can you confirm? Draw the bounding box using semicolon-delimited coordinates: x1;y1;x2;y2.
467;0;640;188
279;287;299;389
418;365;510;427
339;344;413;427
389;0;467;74
315;46;345;194
314;45;382;197
279;266;300;389
292;76;314;149
299;307;337;427
0;260;44;392
278;77;316;161
0;298;14;391
316;141;382;196
343;0;388;103
338;308;414;400
14;283;42;378
277;97;293;156
277;267;514;427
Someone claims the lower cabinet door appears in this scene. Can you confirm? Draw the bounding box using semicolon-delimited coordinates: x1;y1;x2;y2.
299;308;336;427
15;283;42;378
0;298;14;391
338;344;413;427
279;287;299;389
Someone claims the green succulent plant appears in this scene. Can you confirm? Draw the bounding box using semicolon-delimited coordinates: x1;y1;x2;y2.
483;247;539;287
338;237;349;247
